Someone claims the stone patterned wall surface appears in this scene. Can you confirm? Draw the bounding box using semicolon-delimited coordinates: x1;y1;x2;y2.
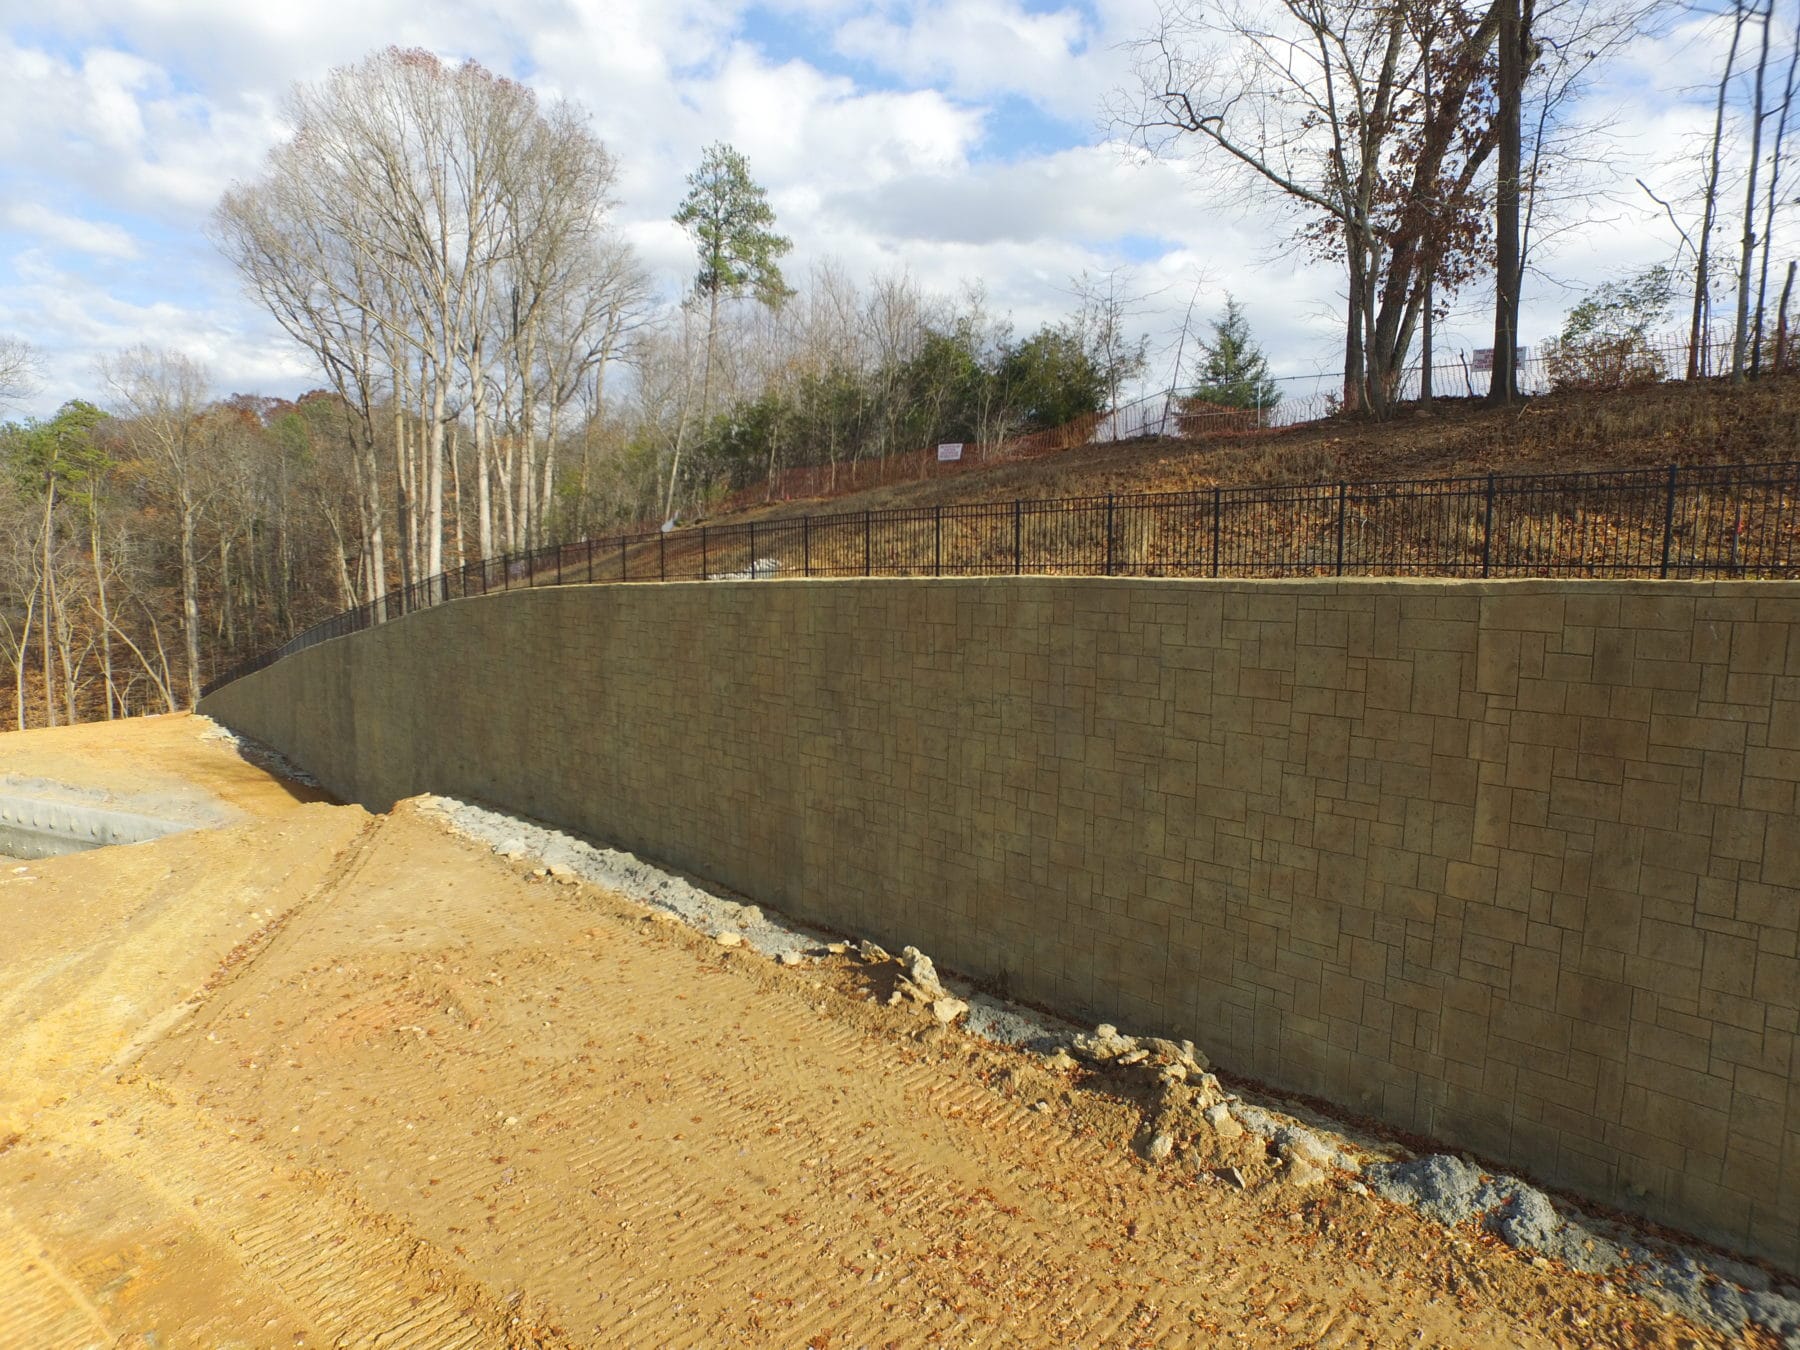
201;577;1800;1273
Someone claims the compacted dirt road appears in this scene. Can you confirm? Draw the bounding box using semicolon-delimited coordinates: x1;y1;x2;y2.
0;716;1749;1348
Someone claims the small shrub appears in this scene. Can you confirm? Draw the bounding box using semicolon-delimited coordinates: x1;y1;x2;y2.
1544;265;1678;392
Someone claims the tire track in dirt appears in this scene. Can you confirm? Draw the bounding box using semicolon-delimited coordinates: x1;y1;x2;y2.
0;1210;109;1350
4;773;1730;1350
75;1090;557;1350
167;847;1506;1350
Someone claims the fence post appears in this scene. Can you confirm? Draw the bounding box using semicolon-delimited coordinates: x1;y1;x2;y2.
1334;482;1348;577
935;503;942;577
1482;474;1496;578
659;531;666;581
749;521;757;579
1660;463;1679;578
1013;499;1022;575
619;535;627;581
701;527;709;580
864;510;871;576
1212;487;1222;578
587;538;595;582
803;515;811;577
1105;494;1116;575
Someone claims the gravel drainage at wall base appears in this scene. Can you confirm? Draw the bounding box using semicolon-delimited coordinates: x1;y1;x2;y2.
418;791;1800;1348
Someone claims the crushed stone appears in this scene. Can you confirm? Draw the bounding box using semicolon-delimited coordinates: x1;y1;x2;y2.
196;719;322;789
1230;1105;1361;1176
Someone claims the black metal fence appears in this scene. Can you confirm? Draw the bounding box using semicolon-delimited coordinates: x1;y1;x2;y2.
203;459;1800;696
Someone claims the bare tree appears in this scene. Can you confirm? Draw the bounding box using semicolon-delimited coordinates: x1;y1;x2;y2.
1753;2;1800;371
1490;0;1534;403
214;47;627;582
0;337;39;413
102;347;216;708
213;174;392;604
1734;0;1777;381
1070;268;1154;410
1113;0;1508;417
1694;2;1750;378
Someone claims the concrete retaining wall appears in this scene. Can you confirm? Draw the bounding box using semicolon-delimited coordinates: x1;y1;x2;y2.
201;577;1800;1272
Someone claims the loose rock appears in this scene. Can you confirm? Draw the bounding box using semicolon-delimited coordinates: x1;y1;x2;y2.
778;950;803;967
895;945;949;1003
1142;1037;1209;1073
857;939;890;964
1284;1160;1325;1188
715;931;745;948
930;997;968;1025
1203;1103;1243;1141
1069;1024;1137;1063
1143;1131;1175;1164
1278;1132;1334;1172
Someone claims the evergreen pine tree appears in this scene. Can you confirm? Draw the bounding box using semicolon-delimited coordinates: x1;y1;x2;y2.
1192;297;1280;412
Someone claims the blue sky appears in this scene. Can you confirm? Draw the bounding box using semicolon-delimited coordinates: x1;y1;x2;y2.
0;0;1750;417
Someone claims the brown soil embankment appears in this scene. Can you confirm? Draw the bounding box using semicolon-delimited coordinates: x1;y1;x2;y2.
0;716;1743;1347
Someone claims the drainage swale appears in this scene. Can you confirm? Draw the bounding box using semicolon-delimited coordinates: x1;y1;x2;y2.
0;793;196;860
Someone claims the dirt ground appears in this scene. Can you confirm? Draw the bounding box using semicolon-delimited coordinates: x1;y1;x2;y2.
0;715;1756;1348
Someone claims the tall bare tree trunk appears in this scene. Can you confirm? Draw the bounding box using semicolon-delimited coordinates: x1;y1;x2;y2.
1735;0;1774;382
1344;261;1368;413
1779;260;1798;370
179;493;202;709
541;404;560;542
39;479;57;727
1421;269;1435;407
13;593;36;730
426;374;447;577
1754;1;1800;374
701;285;720;427
1695;4;1748;379
89;498;115;718
393;401;414;590
449;420;465;569
476;413;495;559
1490;0;1527;405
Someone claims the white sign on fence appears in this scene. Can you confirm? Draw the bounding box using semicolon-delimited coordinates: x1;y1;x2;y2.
1470;347;1527;373
936;443;964;462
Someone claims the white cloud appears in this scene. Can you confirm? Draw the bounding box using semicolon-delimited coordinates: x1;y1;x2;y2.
2;204;140;260
0;0;1772;419
835;0;1092;105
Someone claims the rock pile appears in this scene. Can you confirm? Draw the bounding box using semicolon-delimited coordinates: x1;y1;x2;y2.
867;942;968;1025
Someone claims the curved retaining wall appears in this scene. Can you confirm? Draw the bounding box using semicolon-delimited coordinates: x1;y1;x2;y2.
200;576;1800;1273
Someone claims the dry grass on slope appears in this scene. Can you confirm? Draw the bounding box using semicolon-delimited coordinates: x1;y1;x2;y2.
704;376;1800;529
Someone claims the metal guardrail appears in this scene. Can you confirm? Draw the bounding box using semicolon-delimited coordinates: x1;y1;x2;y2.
203;459;1800;695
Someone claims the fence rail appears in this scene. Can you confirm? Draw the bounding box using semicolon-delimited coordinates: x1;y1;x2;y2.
203;459;1800;695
